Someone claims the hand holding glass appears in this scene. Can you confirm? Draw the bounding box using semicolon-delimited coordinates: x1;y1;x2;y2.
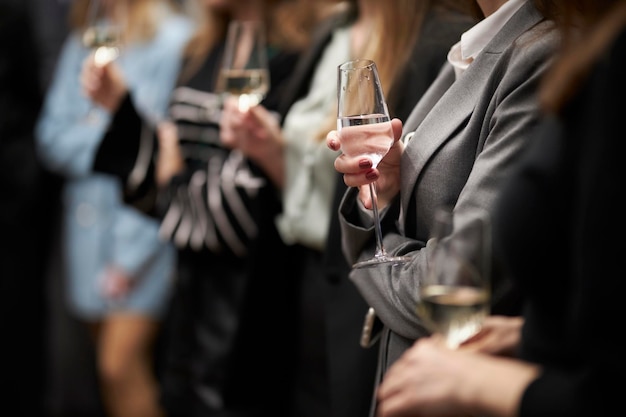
336;59;411;269
82;0;123;67
81;0;124;122
417;207;491;348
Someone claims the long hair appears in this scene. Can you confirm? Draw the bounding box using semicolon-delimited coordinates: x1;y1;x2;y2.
314;0;478;141
176;1;229;83
537;0;626;112
370;0;479;109
178;0;334;84
360;0;429;108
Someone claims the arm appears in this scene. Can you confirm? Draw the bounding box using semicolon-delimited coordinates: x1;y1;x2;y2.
459;315;523;357
376;337;540;417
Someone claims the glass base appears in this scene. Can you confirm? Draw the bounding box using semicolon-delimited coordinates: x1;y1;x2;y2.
353;254;411;269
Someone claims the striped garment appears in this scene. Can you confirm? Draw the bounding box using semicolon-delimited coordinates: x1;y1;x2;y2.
157;85;267;257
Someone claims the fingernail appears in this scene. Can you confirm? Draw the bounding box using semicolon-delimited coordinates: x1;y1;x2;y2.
359;159;372;169
365;170;378;180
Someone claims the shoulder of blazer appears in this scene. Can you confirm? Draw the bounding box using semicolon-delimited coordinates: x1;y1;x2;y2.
481;1;547;55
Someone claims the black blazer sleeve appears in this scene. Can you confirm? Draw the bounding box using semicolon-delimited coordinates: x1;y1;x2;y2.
92;93;159;215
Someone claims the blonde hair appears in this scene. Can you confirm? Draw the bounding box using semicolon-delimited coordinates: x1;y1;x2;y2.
69;0;184;43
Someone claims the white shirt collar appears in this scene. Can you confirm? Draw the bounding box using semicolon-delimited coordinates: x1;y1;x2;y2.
448;0;528;78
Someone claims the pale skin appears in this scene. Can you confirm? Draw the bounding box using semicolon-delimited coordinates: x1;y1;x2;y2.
325;117;403;209
376;319;540;417
460;315;524;357
220;98;286;187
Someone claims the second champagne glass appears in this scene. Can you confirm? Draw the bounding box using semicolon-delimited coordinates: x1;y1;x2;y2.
337;59;411;269
81;0;125;122
417;206;492;348
217;20;270;112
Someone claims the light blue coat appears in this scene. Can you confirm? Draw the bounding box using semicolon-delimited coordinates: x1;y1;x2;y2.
36;12;194;319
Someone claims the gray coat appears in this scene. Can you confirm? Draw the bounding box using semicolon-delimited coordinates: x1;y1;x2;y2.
338;0;559;407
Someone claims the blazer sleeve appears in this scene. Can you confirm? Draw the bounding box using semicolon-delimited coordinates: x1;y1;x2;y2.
92;93;160;216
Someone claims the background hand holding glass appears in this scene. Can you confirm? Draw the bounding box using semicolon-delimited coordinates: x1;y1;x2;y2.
218;20;270;112
417;207;492;349
336;59;411;269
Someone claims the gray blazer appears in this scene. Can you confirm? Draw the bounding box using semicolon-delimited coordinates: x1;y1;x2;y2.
338;0;559;402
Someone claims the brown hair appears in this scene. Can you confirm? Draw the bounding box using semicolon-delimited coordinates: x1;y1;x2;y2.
537;0;626;112
314;0;478;141
377;0;480;108
178;0;336;84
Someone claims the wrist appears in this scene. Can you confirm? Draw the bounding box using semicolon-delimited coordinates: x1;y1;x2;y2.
107;86;128;112
461;355;540;417
262;148;285;189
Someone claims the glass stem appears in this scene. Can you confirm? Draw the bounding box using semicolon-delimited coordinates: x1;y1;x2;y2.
369;182;386;257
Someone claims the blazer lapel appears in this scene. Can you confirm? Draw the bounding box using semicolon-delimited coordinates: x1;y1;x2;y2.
399;62;479;224
399;1;544;224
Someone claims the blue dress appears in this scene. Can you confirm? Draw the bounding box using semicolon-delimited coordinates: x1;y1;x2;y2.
35;12;195;319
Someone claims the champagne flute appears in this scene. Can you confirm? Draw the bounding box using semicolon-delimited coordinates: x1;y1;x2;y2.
336;58;411;269
217;20;270;112
417;206;491;349
81;0;124;122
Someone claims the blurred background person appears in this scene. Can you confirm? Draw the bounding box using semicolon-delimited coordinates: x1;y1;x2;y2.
375;1;626;416
34;1;195;417
325;0;560;414
219;0;478;416
80;0;332;415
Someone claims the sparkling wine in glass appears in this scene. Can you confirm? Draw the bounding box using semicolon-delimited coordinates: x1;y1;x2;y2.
337;58;411;269
81;0;124;122
82;0;124;67
417;206;491;348
217;20;270;112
